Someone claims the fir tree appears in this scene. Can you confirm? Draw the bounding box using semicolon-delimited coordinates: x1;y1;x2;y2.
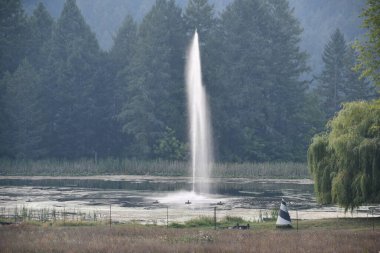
183;0;215;38
0;0;29;77
27;2;54;69
317;29;377;120
3;60;45;158
216;0;310;161
354;0;380;86
344;46;376;101
119;0;186;159
317;28;347;119
108;15;138;115
43;0;102;158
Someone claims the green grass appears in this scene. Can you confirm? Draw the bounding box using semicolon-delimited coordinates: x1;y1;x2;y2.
168;216;380;231
2;214;380;231
0;158;310;179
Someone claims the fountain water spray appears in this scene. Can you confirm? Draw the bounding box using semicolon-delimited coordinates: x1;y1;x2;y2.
186;30;213;194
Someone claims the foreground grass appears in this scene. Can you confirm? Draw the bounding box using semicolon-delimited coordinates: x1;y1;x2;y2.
1;218;379;253
0;158;309;179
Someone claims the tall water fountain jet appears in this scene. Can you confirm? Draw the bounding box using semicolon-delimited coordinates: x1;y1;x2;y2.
186;30;213;194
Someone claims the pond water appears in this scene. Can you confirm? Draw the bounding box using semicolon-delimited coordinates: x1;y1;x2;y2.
0;176;378;224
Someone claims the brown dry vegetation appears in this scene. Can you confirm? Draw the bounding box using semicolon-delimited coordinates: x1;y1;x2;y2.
0;223;379;253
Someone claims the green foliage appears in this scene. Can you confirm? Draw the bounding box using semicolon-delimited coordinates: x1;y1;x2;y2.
308;101;380;210
270;209;278;220
353;0;380;86
118;0;187;159
183;216;215;227
344;47;376;102
183;0;215;38
0;0;374;164
109;15;137;116
2;60;45;158
317;29;377;120
213;0;311;162
317;29;348;118
27;2;54;69
307;134;334;204
169;215;251;229
0;0;29;77
154;127;188;160
109;15;137;71
41;0;107;158
222;215;245;224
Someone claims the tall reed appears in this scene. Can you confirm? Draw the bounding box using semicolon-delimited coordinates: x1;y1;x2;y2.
0;158;309;178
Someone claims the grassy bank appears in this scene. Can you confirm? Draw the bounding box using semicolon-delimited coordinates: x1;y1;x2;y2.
0;158;309;178
0;218;379;253
2;213;379;231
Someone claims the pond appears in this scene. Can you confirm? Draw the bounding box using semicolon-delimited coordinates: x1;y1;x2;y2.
0;176;378;225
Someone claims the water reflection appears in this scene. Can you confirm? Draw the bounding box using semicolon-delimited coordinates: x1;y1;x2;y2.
1;176;379;223
0;177;315;210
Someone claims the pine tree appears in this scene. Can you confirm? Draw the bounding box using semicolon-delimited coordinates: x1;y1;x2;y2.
354;0;380;86
101;15;139;157
0;74;11;157
90;53;127;158
3;60;45;158
109;15;137;73
0;0;29;157
344;46;376;101
0;0;29;77
42;0;102;158
216;0;310;161
183;0;217;94
27;2;54;69
108;15;138;115
317;28;347;119
119;0;186;159
318;29;377;120
183;0;215;38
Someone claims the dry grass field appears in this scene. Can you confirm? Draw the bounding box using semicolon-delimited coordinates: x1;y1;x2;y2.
0;220;379;253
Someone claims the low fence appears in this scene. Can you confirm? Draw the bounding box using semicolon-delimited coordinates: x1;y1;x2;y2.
1;205;379;231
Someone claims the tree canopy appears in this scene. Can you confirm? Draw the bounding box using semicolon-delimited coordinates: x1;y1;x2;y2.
354;0;380;85
317;28;376;120
212;0;311;161
0;0;376;163
308;101;380;210
308;0;380;210
0;0;29;77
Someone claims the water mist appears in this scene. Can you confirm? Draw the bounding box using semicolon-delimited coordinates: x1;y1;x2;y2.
186;31;213;194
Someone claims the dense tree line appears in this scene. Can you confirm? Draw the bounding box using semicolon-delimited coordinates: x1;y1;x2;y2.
0;0;376;162
308;0;380;210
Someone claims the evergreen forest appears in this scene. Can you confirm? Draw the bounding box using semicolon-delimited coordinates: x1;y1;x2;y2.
0;0;377;163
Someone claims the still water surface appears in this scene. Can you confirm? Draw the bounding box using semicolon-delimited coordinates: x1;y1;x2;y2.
0;176;377;224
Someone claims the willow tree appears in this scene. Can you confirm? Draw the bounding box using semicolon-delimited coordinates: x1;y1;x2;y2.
308;101;380;210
